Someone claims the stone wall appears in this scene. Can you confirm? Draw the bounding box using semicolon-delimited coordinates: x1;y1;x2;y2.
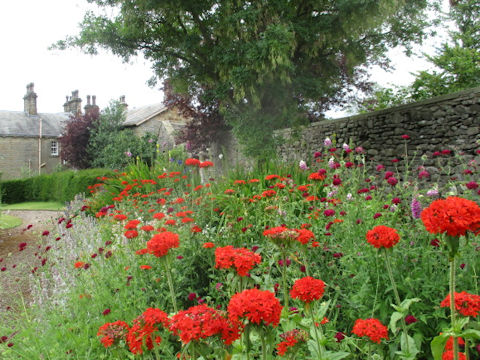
275;87;480;181
0;137;61;180
208;87;480;182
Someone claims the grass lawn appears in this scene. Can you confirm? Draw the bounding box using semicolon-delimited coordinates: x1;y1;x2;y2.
0;201;65;211
0;213;23;229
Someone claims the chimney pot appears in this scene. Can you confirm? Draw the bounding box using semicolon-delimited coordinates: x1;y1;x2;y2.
24;82;38;115
92;95;96;106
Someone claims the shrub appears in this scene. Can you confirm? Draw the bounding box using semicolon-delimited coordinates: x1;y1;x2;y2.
0;169;114;204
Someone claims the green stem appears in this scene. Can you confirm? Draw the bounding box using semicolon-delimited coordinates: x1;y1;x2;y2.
371;252;380;318
450;258;459;360
164;255;178;313
261;328;268;360
245;325;251;360
384;249;409;354
282;251;289;310
309;304;325;359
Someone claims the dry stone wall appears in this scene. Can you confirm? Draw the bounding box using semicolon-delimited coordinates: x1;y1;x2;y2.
274;87;480;182
208;87;480;183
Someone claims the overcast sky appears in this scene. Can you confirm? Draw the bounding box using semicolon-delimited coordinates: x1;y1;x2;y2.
0;0;450;116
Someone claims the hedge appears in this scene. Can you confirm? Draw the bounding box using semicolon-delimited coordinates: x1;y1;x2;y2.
0;169;116;204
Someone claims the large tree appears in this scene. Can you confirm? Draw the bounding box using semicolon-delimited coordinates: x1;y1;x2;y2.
57;0;439;157
410;0;480;100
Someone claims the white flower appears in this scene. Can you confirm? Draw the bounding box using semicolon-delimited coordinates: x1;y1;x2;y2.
218;154;223;159
346;193;353;201
299;160;308;170
324;137;332;147
342;143;350;151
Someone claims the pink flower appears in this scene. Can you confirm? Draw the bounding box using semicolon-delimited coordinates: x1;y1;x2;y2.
418;170;430;179
401;135;410;140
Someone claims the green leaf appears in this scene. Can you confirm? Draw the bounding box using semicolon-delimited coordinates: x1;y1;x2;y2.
399;333;419;359
431;334;449;360
389;311;404;333
323;351;351;360
461;329;480;340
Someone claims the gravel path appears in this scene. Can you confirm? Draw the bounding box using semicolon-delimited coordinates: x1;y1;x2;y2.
0;210;62;318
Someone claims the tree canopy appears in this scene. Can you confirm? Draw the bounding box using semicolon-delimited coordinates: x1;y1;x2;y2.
57;0;440;157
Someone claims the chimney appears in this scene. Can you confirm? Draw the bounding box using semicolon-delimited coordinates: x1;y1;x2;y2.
84;94;99;116
63;89;82;114
119;95;128;112
23;83;38;115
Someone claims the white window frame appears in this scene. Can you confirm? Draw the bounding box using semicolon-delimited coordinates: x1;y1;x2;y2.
51;140;59;156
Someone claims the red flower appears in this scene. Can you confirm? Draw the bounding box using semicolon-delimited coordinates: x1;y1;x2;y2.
352;318;389;343
185;158;201;166
366;225;400;249
203;242;215;248
444;336;465;351
124;219;141;229
153;212;165;220
308;172;326;181
97;320;130;348
421;196;480;237
228;289;282;327
146;232;180;257
294;228;315;245
440;291;480;317
169;304;240;345
442;351;466;360
114;214;127;220
276;329;308;356
290;277;325;303
215;246;261;277
142;308;169;327
74;261;85;268
124;230;138;239
199;160;214;168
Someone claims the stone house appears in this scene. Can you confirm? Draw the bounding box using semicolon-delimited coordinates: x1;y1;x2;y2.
121;96;187;151
0;84;187;180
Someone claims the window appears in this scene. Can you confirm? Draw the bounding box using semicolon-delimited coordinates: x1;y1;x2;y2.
51;140;59;156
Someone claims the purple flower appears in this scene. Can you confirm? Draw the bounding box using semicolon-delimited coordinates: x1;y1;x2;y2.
324;137;332;147
411;197;422;219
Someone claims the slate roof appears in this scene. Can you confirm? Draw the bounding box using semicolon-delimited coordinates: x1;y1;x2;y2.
0;111;70;138
124;103;168;127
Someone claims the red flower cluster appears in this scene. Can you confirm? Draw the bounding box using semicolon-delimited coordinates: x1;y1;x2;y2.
290;276;325;303
440;291;480;317
366;225;400;249
263;226;314;246
215;246;261;277
421;196;480;237
228;289;283;327
442;351;466;360
352;318;389;343
276;329;308;356
295;228;315;245
145;232;180;257
169;304;240;345
185;158;201;166
97;320;130;348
